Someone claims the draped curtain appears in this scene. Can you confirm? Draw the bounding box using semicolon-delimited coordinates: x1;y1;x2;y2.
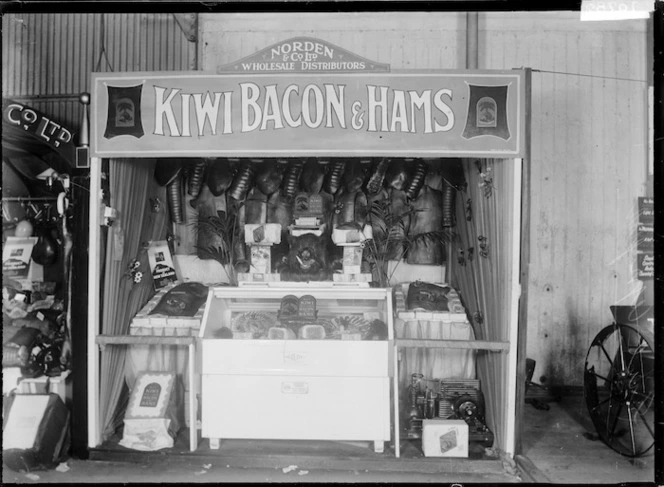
450;158;518;452
99;158;170;440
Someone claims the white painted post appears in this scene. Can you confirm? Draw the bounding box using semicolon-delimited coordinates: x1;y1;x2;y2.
505;157;523;457
188;341;197;451
87;156;102;448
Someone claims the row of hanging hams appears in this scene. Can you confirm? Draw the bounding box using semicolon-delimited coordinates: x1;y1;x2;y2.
153;158;465;265
154;158;461;219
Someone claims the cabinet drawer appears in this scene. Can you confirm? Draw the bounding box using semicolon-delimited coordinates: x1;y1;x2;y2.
202;339;389;377
201;374;390;441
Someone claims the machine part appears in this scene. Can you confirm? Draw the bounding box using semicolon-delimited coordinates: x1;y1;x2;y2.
406;373;424;439
451;393;494;447
584;322;655;457
425;390;438;419
439;379;481;418
453;394;479;420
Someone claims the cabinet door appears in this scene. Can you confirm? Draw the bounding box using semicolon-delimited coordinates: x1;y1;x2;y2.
201;374;390;441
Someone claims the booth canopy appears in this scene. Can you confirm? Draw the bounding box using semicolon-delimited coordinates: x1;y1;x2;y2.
90;69;527;159
2;99;77;197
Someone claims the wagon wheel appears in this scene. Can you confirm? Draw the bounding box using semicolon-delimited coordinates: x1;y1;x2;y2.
584;322;655;457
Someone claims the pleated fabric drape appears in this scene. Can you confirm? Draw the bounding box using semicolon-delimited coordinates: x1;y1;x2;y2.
394;313;476;397
450;158;517;452
99;158;170;440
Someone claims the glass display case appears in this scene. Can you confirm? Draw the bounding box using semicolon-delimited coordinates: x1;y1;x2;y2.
198;285;394;452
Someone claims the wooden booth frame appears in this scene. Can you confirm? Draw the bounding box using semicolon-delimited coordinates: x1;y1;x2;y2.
86;67;531;459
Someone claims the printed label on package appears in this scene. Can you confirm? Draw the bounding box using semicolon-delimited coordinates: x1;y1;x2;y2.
147;240;177;290
2;237;38;278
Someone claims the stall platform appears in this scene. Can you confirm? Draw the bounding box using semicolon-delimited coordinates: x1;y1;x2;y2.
89;432;514;478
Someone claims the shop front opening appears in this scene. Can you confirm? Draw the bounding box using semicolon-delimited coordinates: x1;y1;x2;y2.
86;48;530;469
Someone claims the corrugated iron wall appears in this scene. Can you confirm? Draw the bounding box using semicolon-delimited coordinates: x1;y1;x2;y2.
2;13;196;134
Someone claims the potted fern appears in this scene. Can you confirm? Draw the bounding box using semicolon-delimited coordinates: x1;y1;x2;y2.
363;198;414;288
364;198;456;288
195;207;248;286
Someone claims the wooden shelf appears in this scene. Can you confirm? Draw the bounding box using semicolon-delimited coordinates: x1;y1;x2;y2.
96;335;196;347
94;333;199;452
395;338;509;352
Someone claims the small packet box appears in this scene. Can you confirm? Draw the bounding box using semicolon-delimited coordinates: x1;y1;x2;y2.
147;241;177;290
244;224;281;245
342;246;363;274
333;273;372;283
237;272;281;283
422;419;469;457
331;225;373;245
250;245;271;274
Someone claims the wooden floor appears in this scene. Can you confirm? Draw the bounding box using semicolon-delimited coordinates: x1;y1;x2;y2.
3;392;657;483
91;432;516;478
519;394;655;484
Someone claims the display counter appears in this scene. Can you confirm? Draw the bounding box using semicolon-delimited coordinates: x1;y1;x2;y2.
198;285;394;452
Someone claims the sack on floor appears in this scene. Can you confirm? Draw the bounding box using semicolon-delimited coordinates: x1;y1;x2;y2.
119;372;183;451
2;393;70;472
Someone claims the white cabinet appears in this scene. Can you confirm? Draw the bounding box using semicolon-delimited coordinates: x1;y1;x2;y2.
199;286;394;452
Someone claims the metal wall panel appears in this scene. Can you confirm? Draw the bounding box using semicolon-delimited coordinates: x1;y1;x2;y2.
2;13;196;134
481;12;649;387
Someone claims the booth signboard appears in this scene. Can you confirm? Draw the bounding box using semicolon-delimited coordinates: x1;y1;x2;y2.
216;37;391;74
91;70;526;158
2;100;77;164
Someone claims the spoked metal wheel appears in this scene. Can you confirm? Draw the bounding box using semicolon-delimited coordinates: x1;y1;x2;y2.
584;322;655;457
